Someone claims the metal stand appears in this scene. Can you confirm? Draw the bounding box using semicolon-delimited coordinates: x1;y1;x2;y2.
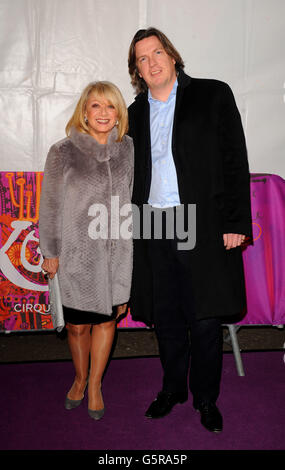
224;324;245;376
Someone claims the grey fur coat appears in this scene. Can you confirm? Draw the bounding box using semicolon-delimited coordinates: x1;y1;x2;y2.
39;126;134;316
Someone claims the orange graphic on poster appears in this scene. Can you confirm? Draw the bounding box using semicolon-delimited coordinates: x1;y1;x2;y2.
0;171;53;332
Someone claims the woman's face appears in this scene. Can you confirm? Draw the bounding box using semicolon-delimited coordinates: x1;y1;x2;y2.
85;93;118;143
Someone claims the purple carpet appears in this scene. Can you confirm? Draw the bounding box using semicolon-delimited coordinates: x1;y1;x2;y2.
0;351;284;450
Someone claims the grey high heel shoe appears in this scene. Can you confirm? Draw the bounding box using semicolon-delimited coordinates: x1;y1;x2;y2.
88;407;105;420
88;384;105;420
65;396;84;410
64;378;88;410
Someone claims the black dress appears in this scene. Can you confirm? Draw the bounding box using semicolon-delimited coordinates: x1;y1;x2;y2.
63;305;117;325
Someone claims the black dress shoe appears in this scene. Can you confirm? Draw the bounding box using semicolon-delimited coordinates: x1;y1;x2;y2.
194;401;223;433
145;390;188;419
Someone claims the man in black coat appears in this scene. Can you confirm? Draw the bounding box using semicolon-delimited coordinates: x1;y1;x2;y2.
127;27;252;433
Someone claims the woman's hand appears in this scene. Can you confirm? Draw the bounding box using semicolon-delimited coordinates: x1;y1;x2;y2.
41;257;59;279
223;233;246;250
116;303;128;319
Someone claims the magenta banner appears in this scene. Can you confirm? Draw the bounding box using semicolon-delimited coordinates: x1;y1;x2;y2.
239;173;285;325
0;172;284;331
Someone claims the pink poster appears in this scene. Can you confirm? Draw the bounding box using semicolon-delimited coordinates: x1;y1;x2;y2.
239;174;285;325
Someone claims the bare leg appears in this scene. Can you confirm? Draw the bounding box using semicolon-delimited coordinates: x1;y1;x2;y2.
66;323;91;400
88;320;116;411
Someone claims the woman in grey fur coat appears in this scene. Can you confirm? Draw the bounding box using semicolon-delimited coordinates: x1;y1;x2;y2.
39;81;134;420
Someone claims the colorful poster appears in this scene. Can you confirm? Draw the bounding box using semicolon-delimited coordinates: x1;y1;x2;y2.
0;172;52;331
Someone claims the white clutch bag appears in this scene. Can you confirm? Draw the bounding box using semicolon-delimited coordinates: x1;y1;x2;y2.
48;274;65;332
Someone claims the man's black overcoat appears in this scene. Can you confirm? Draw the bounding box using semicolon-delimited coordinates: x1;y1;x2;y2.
128;69;252;325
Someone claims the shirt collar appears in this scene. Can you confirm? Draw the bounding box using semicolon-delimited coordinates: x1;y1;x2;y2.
148;78;178;104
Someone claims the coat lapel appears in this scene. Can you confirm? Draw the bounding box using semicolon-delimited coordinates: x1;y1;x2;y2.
134;94;152;202
172;71;197;203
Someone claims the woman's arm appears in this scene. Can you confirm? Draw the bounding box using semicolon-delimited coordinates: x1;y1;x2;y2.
39;144;65;264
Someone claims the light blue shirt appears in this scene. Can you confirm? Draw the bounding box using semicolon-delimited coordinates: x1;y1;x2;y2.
148;79;180;208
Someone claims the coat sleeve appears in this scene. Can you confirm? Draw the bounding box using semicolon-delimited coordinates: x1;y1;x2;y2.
39;144;65;258
219;83;252;238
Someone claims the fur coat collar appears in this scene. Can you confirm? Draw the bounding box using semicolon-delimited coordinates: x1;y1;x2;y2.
69;126;120;162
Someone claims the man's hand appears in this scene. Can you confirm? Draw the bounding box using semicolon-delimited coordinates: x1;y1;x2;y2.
223;233;246;250
41;257;59;279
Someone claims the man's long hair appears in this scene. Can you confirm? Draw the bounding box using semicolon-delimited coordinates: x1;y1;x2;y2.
128;27;185;95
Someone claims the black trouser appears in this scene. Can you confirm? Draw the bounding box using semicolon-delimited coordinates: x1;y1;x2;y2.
147;211;223;404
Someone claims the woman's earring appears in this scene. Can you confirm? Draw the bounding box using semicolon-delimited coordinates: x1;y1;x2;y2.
84;116;88;124
116;120;119;126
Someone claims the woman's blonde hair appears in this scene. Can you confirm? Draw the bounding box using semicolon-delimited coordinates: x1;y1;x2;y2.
66;81;128;141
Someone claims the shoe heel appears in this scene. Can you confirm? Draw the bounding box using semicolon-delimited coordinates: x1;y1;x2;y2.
65;378;88;410
64;396;83;410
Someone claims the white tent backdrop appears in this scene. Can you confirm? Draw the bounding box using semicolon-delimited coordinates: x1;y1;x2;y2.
0;0;284;176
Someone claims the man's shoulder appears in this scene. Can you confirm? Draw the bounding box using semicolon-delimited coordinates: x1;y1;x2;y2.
128;92;148;112
180;76;234;106
177;68;231;91
189;76;231;93
127;76;233;114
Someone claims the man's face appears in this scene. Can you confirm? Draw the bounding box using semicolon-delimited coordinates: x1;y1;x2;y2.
135;35;176;94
